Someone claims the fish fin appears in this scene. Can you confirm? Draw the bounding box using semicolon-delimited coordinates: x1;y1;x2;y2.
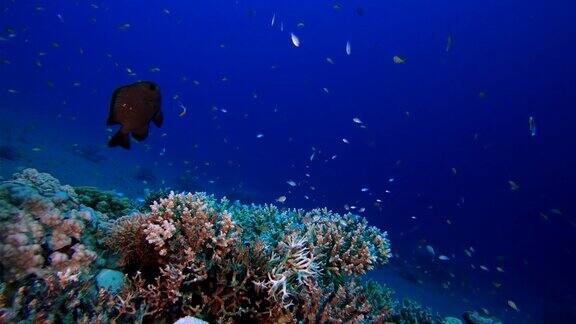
108;131;130;149
131;127;149;141
153;110;163;127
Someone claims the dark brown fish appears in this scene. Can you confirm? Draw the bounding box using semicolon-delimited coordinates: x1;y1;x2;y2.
107;81;163;149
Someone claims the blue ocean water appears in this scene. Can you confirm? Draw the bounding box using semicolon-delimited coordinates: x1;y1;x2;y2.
1;0;575;322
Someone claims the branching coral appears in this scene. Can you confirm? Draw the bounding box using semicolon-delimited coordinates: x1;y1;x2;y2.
106;191;392;322
362;279;397;320
392;299;442;324
107;213;153;267
107;192;244;319
304;208;392;280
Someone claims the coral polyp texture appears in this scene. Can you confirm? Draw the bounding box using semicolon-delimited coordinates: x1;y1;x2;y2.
0;169;439;323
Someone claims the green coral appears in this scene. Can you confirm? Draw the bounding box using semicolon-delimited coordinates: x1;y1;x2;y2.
74;186;133;218
363;279;397;318
138;188;171;212
229;201;303;246
392;298;443;324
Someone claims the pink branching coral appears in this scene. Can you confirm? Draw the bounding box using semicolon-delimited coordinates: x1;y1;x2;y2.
108;192;242;318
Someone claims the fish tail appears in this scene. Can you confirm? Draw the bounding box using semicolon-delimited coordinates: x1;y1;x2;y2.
108;131;130;149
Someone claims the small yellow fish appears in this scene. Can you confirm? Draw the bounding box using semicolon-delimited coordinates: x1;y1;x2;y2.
32;147;43;152
276;195;287;203
149;67;160;73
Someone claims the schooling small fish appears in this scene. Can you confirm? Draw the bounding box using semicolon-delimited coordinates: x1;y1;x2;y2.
107;81;163;149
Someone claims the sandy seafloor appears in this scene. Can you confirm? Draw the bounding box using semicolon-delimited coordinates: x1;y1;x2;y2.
0;107;544;323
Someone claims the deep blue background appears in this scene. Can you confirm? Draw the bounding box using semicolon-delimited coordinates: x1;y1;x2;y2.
1;0;575;322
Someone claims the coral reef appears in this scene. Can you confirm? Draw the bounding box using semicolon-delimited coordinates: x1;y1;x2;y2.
0;169;447;323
